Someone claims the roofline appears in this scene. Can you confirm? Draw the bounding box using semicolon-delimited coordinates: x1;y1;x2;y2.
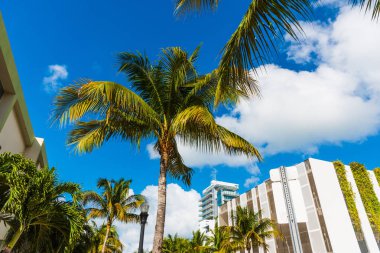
0;12;35;146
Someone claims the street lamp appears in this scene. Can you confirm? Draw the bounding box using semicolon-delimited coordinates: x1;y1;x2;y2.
138;203;149;253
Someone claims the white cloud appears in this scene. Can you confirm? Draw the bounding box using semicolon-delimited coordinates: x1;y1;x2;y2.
117;183;201;253
147;6;380;168
217;6;380;156
244;164;261;188
146;143;160;159
43;64;68;93
244;177;260;188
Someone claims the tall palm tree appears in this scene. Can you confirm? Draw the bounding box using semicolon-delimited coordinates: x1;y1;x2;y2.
52;46;261;252
175;0;379;104
0;153;84;253
82;178;143;253
228;206;278;253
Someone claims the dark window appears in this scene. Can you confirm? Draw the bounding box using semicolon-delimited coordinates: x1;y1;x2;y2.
0;80;4;99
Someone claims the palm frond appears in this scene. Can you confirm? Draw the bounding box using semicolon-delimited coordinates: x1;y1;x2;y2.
67;110;154;153
167;140;194;186
351;0;380;19
175;0;312;104
52;81;159;127
82;191;105;207
171;105;262;160
118;51;165;113
217;125;262;161
175;0;219;15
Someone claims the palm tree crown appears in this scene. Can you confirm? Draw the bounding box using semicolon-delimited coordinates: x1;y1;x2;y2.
82;178;143;253
228;206;278;252
0;153;84;253
53;46;261;252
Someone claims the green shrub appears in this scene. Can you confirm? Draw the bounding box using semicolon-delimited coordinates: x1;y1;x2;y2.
334;161;361;232
350;162;380;235
374;168;380;186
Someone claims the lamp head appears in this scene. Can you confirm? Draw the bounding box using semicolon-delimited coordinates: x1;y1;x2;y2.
140;203;149;213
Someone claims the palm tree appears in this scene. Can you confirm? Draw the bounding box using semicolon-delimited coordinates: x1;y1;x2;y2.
73;221;124;253
162;234;191;253
227;206;278;253
174;0;379;104
52;46;261;252
82;178;143;253
203;222;230;253
0;153;84;253
190;230;207;252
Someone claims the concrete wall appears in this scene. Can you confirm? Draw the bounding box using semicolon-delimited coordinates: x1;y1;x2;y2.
0;109;25;154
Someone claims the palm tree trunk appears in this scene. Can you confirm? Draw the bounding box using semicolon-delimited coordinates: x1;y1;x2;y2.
101;222;111;253
152;146;168;253
2;226;23;253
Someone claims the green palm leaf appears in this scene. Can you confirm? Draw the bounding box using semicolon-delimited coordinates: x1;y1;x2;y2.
175;0;312;104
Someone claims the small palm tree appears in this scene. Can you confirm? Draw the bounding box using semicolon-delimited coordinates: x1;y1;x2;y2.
0;153;84;253
190;230;207;252
73;221;124;253
162;234;191;253
82;178;143;253
203;222;230;253
227;206;278;253
53;46;261;252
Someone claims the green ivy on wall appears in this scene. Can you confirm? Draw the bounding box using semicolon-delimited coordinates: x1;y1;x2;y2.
374;168;380;186
334;161;362;232
350;162;380;236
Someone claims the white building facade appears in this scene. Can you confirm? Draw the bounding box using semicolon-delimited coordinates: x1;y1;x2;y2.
199;180;239;235
218;158;380;253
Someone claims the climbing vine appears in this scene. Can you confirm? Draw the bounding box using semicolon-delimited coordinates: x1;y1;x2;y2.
374;168;380;186
334;161;361;232
350;162;380;236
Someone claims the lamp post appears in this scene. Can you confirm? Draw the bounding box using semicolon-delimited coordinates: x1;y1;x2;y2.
138;203;149;253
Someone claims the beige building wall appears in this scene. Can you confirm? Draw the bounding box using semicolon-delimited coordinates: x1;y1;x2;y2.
0;12;47;167
0;12;48;243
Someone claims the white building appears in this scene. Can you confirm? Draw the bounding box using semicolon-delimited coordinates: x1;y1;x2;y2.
199;180;239;235
219;158;380;253
0;11;48;244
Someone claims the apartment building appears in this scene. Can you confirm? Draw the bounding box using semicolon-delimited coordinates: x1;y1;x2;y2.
0;12;47;166
199;180;239;235
219;158;380;253
0;12;48;242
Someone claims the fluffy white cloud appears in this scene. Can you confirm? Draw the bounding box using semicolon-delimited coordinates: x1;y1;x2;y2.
217;6;380;156
244;164;261;188
43;64;68;93
147;7;380;167
117;183;200;253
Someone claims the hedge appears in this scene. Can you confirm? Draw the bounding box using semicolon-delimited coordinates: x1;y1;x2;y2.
374;168;380;186
350;162;380;235
334;161;361;232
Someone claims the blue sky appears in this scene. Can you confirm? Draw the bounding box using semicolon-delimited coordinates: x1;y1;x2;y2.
2;1;380;250
1;0;379;194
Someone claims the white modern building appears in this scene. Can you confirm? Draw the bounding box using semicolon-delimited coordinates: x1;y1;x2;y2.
0;11;48;244
219;158;380;253
199;180;239;234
